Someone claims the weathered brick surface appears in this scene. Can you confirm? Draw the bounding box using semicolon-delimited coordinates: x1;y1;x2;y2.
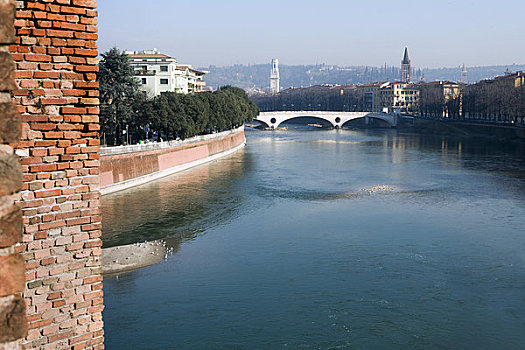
0;254;25;296
0;205;22;248
0;101;21;143
9;0;103;348
0;52;16;91
0;295;27;343
1;1;26;349
0;152;22;196
0;0;16;44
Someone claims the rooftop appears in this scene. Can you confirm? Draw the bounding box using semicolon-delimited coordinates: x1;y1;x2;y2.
125;49;176;61
402;47;410;64
128;53;172;58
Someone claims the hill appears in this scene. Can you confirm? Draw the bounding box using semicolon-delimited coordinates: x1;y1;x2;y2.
200;63;525;91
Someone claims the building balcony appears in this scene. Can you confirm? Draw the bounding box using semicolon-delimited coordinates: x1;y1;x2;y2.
134;70;156;76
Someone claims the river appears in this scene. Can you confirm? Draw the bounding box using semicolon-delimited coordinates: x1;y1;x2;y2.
102;127;525;349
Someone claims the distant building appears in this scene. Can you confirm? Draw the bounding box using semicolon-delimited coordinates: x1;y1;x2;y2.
461;64;468;84
417;81;461;118
270;58;280;94
125;49;207;97
494;70;525;88
401;47;411;83
175;65;207;94
357;82;389;112
380;82;419;114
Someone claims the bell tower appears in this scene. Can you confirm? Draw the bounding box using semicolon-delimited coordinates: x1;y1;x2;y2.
401;47;411;83
270;58;280;94
461;64;468;84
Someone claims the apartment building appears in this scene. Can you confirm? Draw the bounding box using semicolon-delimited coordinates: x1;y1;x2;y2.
126;49;207;97
416;81;461;117
357;82;389;112
380;82;420;114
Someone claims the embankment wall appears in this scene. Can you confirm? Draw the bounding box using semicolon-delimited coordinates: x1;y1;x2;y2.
100;126;246;195
412;118;525;142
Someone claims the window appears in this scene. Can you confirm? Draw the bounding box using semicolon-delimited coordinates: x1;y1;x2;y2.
142;78;146;84
160;66;168;72
160;79;168;85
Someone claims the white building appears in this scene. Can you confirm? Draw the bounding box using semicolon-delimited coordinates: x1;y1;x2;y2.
380;82;419;114
125;49;207;97
175;65;207;94
270;58;280;94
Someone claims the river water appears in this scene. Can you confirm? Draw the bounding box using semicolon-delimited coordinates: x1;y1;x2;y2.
102;127;525;349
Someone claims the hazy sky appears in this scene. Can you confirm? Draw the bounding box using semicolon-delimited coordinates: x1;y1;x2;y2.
98;0;524;68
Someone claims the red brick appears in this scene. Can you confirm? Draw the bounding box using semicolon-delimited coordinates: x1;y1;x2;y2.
44;131;64;139
40;98;67;105
46;29;74;38
61;106;86;114
25;54;52;62
29;163;57;172
31;123;56;131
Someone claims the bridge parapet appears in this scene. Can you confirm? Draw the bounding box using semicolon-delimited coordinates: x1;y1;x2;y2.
255;111;398;128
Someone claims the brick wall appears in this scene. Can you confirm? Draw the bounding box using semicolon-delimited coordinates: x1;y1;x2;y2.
9;0;103;349
0;0;27;349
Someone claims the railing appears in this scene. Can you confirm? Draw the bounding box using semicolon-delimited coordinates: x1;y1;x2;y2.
415;114;525;128
100;125;245;156
134;70;156;76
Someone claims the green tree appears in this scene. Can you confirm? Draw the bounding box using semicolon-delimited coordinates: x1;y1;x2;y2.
98;47;139;145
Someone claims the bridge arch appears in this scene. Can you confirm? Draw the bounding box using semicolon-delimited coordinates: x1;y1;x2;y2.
251;119;270;128
341;114;394;128
275;115;335;128
256;111;398;129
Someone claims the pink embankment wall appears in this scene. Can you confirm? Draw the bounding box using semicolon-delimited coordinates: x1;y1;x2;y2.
100;128;245;189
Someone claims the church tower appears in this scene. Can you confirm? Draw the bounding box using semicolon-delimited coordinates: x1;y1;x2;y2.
270;58;280;94
401;47;411;83
461;64;468;84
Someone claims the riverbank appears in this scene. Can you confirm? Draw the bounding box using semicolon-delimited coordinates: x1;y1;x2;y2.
102;241;167;276
100;126;246;195
405;118;525;143
101;126;246;274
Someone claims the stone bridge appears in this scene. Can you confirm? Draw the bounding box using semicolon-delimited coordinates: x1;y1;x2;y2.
255;111;399;128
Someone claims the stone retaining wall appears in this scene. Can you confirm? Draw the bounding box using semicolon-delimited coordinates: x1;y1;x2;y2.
100;127;246;195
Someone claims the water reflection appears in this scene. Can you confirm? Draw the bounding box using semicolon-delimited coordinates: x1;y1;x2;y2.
103;128;525;349
103;130;525;249
102;150;251;248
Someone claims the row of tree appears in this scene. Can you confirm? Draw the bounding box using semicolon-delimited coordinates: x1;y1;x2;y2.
253;79;524;125
420;78;525;123
131;86;259;143
98;48;258;145
461;79;525;122
251;86;365;112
